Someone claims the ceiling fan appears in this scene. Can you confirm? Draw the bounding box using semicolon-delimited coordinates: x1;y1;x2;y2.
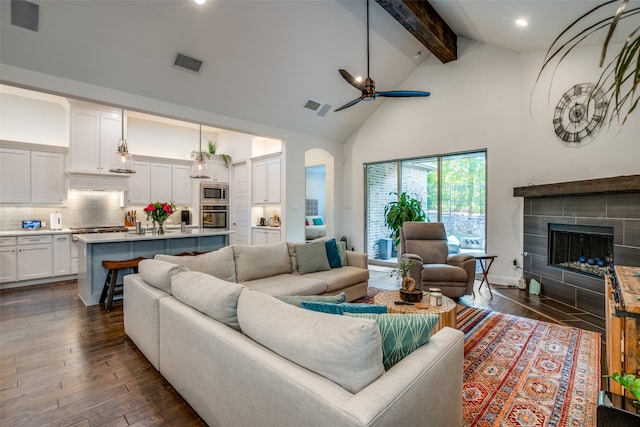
334;0;431;112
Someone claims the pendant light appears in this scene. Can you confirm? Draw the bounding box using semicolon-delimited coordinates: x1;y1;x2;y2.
108;109;136;174
190;124;210;179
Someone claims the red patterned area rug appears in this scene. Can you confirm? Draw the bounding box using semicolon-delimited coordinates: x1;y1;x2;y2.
457;305;601;427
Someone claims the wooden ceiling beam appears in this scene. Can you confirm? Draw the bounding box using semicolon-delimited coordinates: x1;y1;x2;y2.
375;0;457;63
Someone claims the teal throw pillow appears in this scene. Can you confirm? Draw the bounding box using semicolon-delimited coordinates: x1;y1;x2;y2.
312;217;324;225
295;241;331;274
276;293;346;308
345;313;439;370
300;302;388;315
324;238;342;269
337;241;348;266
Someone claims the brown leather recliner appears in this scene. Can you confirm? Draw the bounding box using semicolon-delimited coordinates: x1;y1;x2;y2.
400;222;476;298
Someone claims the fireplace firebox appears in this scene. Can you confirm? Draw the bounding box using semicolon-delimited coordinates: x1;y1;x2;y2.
548;223;614;278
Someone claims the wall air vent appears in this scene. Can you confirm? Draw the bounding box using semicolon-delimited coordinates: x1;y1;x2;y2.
303;99;332;117
174;53;204;73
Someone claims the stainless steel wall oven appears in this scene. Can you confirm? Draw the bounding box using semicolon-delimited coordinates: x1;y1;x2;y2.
201;205;228;229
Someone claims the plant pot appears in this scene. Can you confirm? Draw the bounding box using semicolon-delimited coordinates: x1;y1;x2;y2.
399;289;423;303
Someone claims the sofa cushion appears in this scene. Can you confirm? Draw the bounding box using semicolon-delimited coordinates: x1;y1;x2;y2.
171;271;245;331
324;239;342;269
155;246;236;282
295;241;331;274
233;242;292;282
237;289;385;394
303;266;370;292
138;259;190;294
300;302;387;314
242;273;326;296
277;292;346;307
345;313;439;370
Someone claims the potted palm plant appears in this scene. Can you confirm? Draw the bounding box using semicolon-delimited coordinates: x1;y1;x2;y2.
383;192;426;248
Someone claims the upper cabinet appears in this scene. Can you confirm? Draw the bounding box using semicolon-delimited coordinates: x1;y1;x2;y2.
209;156;229;183
125;159;192;206
0;148;30;204
0;146;65;205
252;154;281;205
31;151;65;204
69;104;121;173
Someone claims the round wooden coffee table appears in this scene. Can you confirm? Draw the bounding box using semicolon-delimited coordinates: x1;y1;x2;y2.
373;290;457;334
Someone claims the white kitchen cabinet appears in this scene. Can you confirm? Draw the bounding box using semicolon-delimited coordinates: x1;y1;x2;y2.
150;163;172;202
252;155;281;205
17;235;52;281
52;234;71;276
172;164;192;205
252;228;281;245
0;237;17;283
127;161;151;205
70;104;122;173
0;148;30;204
31;151;65;204
71;239;79;274
209;156;229;183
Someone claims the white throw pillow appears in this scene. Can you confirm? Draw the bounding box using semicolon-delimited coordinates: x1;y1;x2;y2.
155;246;236;282
237;289;384;393
138;259;190;294
171;271;245;331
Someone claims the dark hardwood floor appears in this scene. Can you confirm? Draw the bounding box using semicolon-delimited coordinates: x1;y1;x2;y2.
1;274;604;426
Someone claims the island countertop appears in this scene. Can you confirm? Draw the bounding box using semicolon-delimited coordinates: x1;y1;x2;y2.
75;228;234;244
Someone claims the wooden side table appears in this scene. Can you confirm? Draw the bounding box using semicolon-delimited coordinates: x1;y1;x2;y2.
474;254;497;299
373;290;457;334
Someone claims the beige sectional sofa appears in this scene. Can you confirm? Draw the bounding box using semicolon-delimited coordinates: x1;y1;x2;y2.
123;258;465;427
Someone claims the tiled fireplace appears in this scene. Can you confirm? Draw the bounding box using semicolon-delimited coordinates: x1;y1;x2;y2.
514;175;640;318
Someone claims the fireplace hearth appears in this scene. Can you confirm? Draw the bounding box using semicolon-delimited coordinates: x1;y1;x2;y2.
548;223;613;278
515;174;640;319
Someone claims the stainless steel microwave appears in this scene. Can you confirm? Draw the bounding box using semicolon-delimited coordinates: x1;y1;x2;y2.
200;183;228;205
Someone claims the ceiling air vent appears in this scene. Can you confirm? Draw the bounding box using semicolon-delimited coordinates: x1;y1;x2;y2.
174;53;204;73
303;99;332;117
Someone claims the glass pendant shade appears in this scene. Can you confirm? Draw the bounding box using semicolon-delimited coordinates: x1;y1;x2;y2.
109;139;136;173
109;109;136;174
190;124;211;179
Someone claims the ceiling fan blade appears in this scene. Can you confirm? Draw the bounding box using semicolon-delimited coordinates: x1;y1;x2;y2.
339;69;366;92
376;90;431;98
334;97;363;112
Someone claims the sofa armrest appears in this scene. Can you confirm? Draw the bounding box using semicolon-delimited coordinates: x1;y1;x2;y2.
342;327;464;427
447;253;474;266
345;250;368;269
447;254;477;295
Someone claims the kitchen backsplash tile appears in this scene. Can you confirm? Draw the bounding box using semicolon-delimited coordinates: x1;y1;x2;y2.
0;191;194;231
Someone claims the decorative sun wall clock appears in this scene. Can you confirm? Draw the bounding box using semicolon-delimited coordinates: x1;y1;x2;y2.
552;82;607;144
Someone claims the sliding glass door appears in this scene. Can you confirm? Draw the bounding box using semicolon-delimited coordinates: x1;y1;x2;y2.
366;150;486;264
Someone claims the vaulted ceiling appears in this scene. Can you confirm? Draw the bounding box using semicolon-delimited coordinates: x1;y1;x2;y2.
1;0;635;142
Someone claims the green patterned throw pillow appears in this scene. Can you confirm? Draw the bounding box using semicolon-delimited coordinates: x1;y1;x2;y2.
345;313;439;370
276;293;346;308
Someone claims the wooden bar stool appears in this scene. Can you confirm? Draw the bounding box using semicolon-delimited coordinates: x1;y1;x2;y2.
100;257;146;312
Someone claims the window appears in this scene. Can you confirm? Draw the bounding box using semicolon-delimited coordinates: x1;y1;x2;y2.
365;150;486;263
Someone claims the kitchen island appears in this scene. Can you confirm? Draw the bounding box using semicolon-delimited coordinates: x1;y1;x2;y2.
75;229;234;306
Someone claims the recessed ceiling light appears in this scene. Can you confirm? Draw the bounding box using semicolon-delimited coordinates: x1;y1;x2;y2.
516;18;528;27
194;0;206;5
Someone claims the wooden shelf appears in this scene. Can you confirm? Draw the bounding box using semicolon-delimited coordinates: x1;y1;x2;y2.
513;175;640;198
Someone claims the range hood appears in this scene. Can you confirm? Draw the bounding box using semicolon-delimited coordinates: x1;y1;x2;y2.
67;171;129;191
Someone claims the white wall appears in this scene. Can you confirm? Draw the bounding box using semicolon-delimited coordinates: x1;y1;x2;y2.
344;38;640;285
0;88;69;146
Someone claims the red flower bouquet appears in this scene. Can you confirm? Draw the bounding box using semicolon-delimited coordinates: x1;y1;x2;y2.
143;201;176;233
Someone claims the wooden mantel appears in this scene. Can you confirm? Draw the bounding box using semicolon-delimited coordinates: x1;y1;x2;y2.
513;175;640;198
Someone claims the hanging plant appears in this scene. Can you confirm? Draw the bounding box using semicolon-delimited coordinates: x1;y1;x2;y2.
535;0;640;126
190;138;232;167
